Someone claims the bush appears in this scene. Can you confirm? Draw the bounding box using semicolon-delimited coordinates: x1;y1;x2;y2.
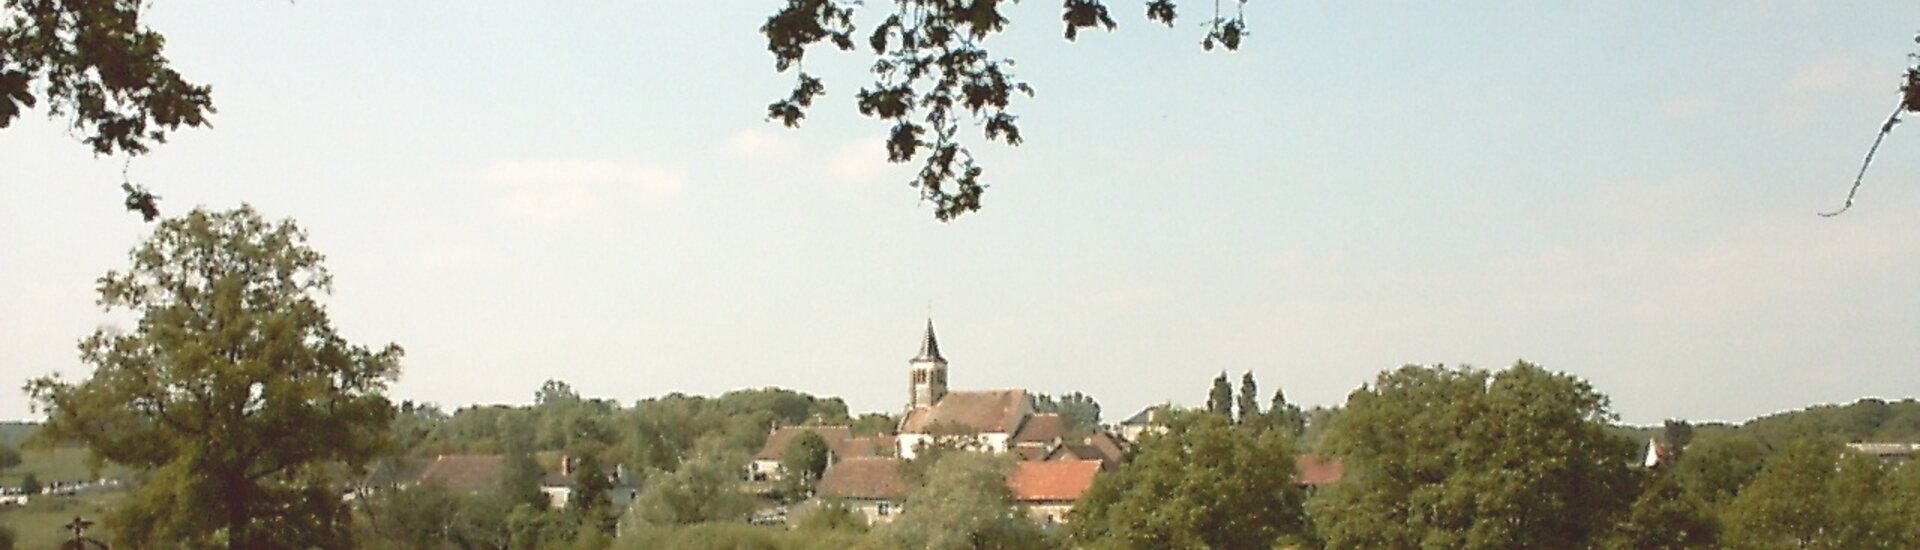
616;523;780;550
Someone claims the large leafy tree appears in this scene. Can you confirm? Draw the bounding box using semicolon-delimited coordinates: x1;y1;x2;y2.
25;206;402;550
760;0;1253;221
1724;438;1906;549
570;455;617;534
1666;429;1766;509
1068;411;1308;548
631;445;756;526
877;452;1043;550
781;429;832;499
1605;474;1718;550
1309;362;1637;550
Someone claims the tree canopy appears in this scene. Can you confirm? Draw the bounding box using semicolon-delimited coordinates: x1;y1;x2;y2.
630;445;756;527
0;0;213;156
1068;410;1308;548
1605;474;1718;550
876;452;1043;550
781;429;832;498
1722;437;1910;549
1031;391;1102;436
1310;362;1637;550
25;205;401;549
1205;372;1232;417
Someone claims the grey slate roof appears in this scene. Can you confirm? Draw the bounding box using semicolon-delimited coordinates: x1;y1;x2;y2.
914;319;944;362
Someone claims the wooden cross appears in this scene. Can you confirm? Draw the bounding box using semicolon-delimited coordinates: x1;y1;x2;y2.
64;516;94;539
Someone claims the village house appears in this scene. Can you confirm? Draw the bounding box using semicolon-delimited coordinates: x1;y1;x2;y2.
1042;431;1129;471
814;456;912;525
749;425;895;482
415;454;507;493
892;321;1116;462
814;456;1109;526
412;453;634;510
791;320;1131;526
1115;406;1171;443
1294;453;1344;489
1008;459;1103;524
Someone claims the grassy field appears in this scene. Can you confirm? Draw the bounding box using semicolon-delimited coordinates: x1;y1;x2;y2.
0;491;122;550
1;447;127;488
0;422;33;449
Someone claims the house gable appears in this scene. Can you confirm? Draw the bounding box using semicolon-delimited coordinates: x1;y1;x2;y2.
416;455;506;493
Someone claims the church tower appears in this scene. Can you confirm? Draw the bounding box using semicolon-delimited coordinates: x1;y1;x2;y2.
908;319;949;409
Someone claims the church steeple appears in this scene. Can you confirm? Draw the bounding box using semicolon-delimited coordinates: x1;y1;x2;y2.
915;319;943;362
908;319;949;409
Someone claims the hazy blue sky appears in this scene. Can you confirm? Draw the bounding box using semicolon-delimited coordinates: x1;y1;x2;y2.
6;2;1920;424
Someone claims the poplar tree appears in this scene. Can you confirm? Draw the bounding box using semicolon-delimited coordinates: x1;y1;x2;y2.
1206;373;1233;417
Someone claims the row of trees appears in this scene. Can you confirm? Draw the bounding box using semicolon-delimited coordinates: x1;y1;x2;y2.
1063;364;1920;550
20;206;1920;548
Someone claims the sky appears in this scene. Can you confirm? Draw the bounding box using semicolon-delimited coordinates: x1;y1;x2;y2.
5;2;1920;425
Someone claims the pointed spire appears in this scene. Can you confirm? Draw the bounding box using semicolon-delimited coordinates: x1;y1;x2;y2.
915;318;944;362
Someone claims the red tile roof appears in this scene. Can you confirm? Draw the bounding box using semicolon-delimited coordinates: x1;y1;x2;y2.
417;454;506;492
899;389;1030;434
1012;446;1051;461
1086;431;1127;460
1045;443;1113;466
816;457;910;501
842;435;896;458
1295;454;1344;487
1012;413;1069;444
1006;460;1101;502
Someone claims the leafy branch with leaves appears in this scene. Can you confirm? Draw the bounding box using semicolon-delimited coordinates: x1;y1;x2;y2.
761;0;1252;221
2;0;215;221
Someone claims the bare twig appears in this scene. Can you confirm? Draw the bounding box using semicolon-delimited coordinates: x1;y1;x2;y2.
1820;105;1904;217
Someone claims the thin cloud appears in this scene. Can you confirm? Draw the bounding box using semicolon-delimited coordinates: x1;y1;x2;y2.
1788;57;1868;93
827;137;893;184
725;128;800;159
1662;95;1718;118
412;242;510;271
473;159;689;226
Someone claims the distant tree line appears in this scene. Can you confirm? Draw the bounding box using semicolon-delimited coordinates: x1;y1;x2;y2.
22;205;1920;549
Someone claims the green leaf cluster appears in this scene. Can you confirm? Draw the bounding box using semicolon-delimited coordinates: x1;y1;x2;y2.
1310;362;1637;550
1;0;214;155
1031;392;1103;437
25;206;399;550
876;452;1044;550
1722;437;1916;549
1069;412;1307;548
759;0;1249;221
779;429;832;499
630;446;755;527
